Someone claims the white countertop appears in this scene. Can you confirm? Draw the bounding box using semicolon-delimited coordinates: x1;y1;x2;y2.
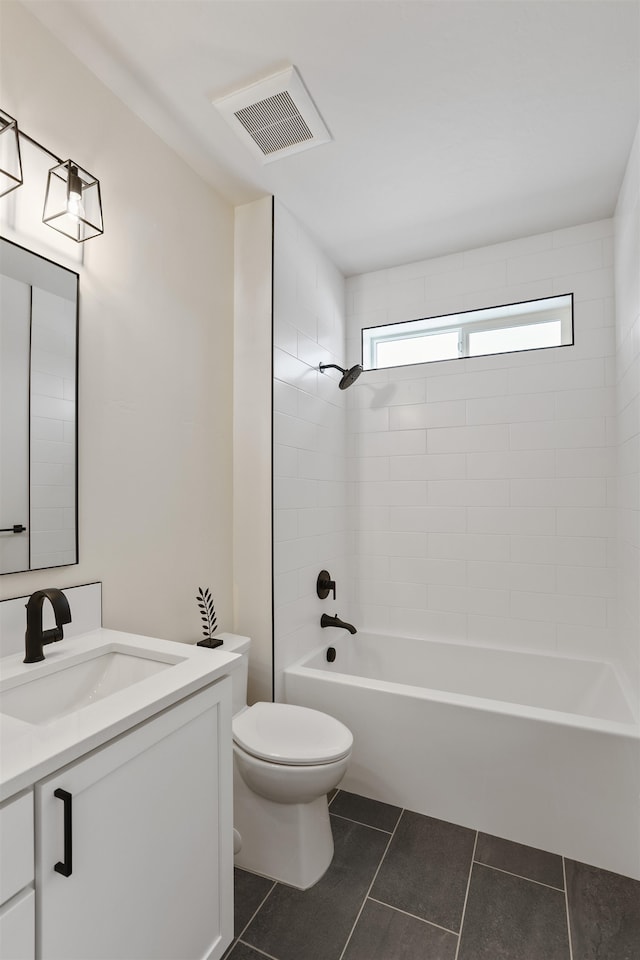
0;629;240;802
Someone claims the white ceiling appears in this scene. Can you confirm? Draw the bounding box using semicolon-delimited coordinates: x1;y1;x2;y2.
25;0;640;276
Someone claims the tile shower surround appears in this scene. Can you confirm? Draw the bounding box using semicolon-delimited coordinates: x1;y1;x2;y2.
224;790;640;960
273;211;638;700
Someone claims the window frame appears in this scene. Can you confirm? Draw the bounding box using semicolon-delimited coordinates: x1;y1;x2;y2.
362;293;574;371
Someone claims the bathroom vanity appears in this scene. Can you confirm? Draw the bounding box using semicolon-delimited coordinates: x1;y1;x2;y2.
0;629;239;960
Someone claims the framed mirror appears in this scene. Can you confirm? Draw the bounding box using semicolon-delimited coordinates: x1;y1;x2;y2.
0;237;78;574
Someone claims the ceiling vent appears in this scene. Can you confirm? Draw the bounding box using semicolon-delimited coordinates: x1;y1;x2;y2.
213;66;331;163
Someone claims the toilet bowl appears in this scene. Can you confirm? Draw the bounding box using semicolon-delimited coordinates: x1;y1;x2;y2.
220;634;352;889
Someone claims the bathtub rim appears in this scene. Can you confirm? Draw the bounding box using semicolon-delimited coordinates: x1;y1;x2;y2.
284;637;640;740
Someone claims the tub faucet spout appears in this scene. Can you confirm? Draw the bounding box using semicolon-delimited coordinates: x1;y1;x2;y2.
320;613;357;635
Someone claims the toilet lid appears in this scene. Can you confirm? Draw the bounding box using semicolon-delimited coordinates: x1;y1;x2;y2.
233;702;353;766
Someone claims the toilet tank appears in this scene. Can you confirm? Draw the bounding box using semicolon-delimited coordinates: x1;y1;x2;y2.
214;633;251;715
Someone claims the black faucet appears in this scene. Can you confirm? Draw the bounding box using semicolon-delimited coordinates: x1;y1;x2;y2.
320;613;357;635
24;588;72;663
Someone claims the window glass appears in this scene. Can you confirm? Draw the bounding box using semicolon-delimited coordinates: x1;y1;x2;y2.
376;330;459;367
468;319;562;357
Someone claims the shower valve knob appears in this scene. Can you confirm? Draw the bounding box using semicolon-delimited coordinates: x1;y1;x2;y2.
317;570;336;600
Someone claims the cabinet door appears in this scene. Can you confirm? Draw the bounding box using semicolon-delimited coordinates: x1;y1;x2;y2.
0;790;34;905
36;682;233;960
0;888;35;960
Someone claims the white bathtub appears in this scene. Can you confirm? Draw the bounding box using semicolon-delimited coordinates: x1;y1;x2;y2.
284;632;640;880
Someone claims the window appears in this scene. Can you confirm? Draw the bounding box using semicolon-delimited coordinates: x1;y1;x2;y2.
362;294;573;371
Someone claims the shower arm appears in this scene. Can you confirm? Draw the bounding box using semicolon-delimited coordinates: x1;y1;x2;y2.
318;363;345;373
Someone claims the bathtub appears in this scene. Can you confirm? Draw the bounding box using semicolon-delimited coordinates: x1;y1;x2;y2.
284;632;640;880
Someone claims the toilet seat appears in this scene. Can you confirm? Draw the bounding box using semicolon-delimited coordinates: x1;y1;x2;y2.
233;702;353;766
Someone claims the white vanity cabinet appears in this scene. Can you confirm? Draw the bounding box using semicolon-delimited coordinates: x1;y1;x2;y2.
0;791;35;960
34;681;232;960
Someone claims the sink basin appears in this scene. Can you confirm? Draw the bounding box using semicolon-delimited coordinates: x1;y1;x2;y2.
0;651;171;725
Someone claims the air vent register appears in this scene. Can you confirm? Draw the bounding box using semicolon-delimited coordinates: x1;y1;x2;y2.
212;66;331;163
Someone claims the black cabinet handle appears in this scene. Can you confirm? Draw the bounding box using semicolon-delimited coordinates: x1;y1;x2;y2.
0;524;26;533
54;788;72;877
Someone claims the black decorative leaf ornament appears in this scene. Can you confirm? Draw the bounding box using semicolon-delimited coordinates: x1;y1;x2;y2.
196;587;222;648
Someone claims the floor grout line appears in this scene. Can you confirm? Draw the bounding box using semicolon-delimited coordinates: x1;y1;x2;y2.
329;811;395;834
474;859;566;893
367;896;459;937
236;940;280;960
336;805;404;960
233;877;277;948
453;830;478;960
562;857;575;960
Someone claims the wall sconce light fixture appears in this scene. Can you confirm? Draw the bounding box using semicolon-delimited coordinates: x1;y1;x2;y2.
43;160;103;242
0;108;103;242
0;109;23;197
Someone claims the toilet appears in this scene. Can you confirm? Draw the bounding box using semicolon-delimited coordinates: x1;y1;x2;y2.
222;634;352;889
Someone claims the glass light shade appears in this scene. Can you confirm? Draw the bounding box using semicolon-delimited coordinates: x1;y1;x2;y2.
0;110;23;197
43;159;103;242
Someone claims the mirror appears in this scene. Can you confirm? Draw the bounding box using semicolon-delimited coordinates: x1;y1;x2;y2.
0;238;78;574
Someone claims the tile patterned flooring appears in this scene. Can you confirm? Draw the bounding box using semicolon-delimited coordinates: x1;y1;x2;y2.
224;790;640;960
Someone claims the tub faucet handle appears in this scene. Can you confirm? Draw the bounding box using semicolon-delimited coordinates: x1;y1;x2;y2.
317;570;336;600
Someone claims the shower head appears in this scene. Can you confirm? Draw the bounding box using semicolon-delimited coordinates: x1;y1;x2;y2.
319;362;363;390
339;364;363;389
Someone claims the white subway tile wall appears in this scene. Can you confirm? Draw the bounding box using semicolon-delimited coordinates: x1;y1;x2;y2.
346;219;622;663
272;201;349;697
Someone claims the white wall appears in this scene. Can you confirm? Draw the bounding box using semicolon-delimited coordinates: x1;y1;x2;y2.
0;2;235;644
346;221;618;664
614;123;640;702
272;200;348;697
233;197;273;702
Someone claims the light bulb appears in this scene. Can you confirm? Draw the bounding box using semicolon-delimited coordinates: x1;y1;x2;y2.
66;165;84;222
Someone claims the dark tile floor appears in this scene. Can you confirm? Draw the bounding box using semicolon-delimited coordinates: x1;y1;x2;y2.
223;790;640;960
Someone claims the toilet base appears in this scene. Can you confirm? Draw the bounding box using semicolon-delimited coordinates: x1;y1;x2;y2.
233;762;334;889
